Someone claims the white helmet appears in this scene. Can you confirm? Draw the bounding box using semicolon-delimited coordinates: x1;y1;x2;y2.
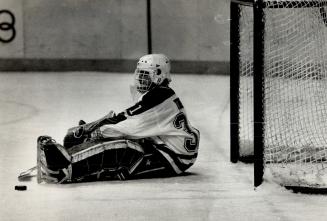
134;54;171;93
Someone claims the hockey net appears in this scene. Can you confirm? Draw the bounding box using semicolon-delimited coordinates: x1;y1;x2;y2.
233;0;327;188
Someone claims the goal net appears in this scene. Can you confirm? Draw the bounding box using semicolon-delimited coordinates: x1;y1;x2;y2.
230;0;327;188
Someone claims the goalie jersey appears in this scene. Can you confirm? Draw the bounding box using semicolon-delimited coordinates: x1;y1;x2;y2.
99;85;200;174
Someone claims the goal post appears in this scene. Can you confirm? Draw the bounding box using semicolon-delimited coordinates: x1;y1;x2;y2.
230;0;327;189
253;0;265;188
230;0;259;164
230;1;241;164
230;0;261;164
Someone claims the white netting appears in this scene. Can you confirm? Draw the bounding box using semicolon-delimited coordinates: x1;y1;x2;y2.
238;0;327;187
239;6;254;157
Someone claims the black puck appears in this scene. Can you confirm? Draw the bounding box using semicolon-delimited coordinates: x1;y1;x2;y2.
15;185;27;191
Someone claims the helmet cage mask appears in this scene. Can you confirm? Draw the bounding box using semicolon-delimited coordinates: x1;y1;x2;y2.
134;68;157;93
134;54;171;94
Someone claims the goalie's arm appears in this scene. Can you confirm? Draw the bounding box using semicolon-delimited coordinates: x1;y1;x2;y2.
64;111;127;148
85;112;127;133
98;87;176;139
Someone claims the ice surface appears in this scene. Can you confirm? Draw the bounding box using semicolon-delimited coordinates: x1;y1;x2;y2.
1;72;327;221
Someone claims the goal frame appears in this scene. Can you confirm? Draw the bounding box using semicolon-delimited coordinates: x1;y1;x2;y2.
230;0;327;188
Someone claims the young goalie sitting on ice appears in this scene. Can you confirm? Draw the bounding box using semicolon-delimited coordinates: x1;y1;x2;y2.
35;54;200;183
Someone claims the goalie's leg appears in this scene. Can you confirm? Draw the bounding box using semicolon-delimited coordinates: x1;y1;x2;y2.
69;140;145;181
131;141;176;179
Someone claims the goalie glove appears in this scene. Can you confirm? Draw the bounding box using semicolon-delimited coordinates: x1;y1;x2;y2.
89;128;104;141
64;110;116;148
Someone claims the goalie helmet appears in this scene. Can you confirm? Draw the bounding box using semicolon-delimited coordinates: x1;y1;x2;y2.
134;54;171;93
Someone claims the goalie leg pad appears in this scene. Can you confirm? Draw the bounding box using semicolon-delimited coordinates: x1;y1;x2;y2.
69;140;145;181
37;137;146;183
37;136;71;183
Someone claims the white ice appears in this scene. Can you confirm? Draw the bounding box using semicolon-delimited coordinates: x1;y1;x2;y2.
1;72;327;221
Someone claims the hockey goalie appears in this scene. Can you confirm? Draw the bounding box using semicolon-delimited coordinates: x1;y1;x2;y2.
32;54;200;184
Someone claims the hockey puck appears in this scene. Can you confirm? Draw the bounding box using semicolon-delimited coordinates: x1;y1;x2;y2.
15;185;27;191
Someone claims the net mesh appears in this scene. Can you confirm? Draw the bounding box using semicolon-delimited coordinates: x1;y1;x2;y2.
239;6;254;157
238;0;327;187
